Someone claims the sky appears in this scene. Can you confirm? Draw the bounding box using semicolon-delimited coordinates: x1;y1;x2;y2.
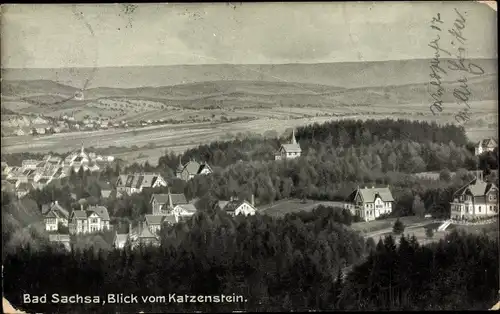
1;2;497;68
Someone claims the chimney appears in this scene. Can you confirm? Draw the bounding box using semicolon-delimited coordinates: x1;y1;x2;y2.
54;200;58;205
251;194;255;207
80;203;84;211
129;222;132;234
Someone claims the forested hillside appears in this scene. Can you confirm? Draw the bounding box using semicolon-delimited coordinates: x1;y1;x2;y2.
339;231;498;311
4;211;498;312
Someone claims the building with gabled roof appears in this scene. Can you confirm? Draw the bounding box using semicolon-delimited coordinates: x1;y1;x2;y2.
116;173;167;195
175;157;213;181
450;171;498;221
220;195;257;217
68;205;111;234
150;189;188;215
275;129;302;160
129;222;161;248
144;214;177;234
344;185;394;221
172;203;198;221
474;138;498;156
44;201;70;231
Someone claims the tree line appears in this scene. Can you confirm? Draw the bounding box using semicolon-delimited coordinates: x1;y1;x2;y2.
3;208;497;312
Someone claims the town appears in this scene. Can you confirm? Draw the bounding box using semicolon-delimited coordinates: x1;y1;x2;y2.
2;2;498;313
2;127;498;252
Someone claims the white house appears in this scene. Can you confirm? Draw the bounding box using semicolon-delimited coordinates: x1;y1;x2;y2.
44;201;70;232
450;171;498;221
275;129;302;160
344;186;394;222
221;195;257;217
172;203;197;221
69;205;111;234
474;138;498;156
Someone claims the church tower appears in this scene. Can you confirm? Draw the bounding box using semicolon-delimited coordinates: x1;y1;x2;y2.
176;156;184;179
291;129;297;144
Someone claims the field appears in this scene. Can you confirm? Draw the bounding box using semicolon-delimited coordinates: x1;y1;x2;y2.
260;198;346;217
1;99;497;166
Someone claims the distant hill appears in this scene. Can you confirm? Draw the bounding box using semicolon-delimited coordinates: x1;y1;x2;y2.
1;74;496;110
2;58;497;89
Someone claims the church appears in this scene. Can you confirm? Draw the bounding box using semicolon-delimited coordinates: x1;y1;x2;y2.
275;129;302;160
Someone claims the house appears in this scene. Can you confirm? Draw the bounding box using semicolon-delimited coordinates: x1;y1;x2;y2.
175;158;213;181
450;171;498;221
129;222;160;247
15;128;27;136
144;214;177;234
474;138;498;155
49;234;71;251
172;203;197;221
22;160;41;170
68;205;111;234
150;191;188;215
275;129;302;160
116;173;167;195
221;195;257;217
35;127;47;135
64;144;91;170
43;201;70;231
344;186;395;222
99;182;113;199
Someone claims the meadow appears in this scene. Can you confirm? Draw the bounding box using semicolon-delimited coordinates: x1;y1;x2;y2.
259;198;346;217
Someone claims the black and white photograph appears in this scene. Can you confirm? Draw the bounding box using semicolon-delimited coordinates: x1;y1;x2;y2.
1;2;499;312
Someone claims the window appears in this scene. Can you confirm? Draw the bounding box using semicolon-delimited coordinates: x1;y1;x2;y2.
478;206;481;213
91;218;98;224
